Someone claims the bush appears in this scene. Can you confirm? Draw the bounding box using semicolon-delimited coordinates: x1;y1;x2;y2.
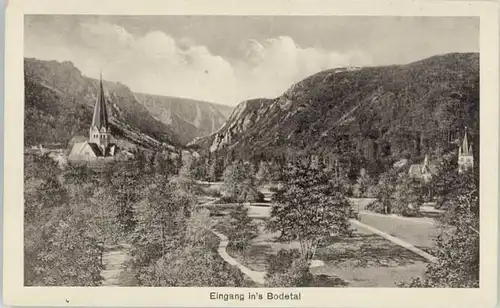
265;249;313;287
226;204;258;251
365;200;386;214
222;160;262;203
219;186;264;204
137;246;247;287
266;249;301;275
204;187;222;198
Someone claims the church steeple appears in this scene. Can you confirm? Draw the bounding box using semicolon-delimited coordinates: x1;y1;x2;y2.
89;70;111;154
458;126;473;173
460;127;471;156
91;71;109;131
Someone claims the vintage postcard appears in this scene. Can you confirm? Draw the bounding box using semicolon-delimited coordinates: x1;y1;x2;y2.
3;0;499;307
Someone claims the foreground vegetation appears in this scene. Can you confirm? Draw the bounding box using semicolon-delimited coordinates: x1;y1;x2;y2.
24;153;248;286
25;143;479;288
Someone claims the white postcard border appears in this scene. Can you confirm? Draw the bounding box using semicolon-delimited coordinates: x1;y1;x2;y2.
3;0;499;307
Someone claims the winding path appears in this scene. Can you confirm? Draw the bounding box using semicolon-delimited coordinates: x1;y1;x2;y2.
212;231;266;285
100;243;132;286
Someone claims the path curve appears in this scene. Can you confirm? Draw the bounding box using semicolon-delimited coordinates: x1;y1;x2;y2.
212;231;266;285
100;243;131;286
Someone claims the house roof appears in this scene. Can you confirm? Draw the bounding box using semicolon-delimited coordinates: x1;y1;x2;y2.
408;163;438;177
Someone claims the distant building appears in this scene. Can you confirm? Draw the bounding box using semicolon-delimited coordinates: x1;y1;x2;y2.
458;128;474;173
408;154;438;200
408;154;437;183
68;73;118;162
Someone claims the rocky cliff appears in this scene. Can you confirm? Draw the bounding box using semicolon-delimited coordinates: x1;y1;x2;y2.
192;53;479;176
134;93;233;145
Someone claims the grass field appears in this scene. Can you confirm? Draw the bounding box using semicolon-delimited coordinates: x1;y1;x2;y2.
222;216;428;287
203;183;436;287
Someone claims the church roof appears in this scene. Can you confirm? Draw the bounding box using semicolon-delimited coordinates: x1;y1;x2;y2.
91;73;109;130
69;141;118;158
87;143;103;156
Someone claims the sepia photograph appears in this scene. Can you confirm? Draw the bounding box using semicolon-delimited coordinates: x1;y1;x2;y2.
22;13;481;288
3;0;499;307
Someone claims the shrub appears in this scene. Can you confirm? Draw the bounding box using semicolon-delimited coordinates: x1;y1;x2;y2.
266;249;301;275
265;249;313;287
222;160;261;203
365;200;386;214
138;246;247;287
227;204;258;251
204;187;222;198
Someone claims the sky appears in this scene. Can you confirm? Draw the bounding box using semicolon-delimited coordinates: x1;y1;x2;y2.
25;15;479;106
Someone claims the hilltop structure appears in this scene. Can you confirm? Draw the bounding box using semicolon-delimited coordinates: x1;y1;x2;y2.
68;73;118;162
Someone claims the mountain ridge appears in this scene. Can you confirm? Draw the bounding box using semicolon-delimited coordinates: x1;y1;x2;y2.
133;92;233;145
24;57;181;152
191;52;479;177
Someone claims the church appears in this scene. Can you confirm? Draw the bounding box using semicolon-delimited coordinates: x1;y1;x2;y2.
457;128;474;173
68;73;118;162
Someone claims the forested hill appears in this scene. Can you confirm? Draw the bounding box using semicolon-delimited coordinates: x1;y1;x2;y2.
134;93;233;145
24;58;181;151
192;53;479;177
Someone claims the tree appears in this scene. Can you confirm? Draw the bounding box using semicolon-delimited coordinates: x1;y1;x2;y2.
25;195;104;286
109;168;142;234
353;168;373;197
399;170;479;287
138;245;246;287
207;159;217;182
134;207;249;287
391;172;423;216
267;162;353;261
255;161;271;186
222;160;262;203
130;175;192;268
430;152;470;210
226;204;258;251
374;169;399;214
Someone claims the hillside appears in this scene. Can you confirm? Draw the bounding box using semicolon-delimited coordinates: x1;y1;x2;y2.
192;53;479;177
24;58;181;151
134;93;233;145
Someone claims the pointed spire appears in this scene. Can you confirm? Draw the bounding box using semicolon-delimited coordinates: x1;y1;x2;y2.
461;127;470;156
91;70;109;130
421;154;429;173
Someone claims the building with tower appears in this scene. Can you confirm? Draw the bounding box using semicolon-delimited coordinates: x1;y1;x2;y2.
68;73;118;162
458;127;474;173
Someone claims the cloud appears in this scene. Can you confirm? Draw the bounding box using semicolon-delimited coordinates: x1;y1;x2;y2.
25;21;373;105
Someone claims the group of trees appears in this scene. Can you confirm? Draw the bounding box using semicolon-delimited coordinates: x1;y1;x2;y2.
261;149;479;287
400;159;479;287
24;150;248;287
128;163;248;286
264;162;354;285
221;160;266;203
25;152;159;286
365;169;423;216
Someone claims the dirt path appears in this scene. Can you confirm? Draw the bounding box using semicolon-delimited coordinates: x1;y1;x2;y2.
100;243;132;286
212;231;266;285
